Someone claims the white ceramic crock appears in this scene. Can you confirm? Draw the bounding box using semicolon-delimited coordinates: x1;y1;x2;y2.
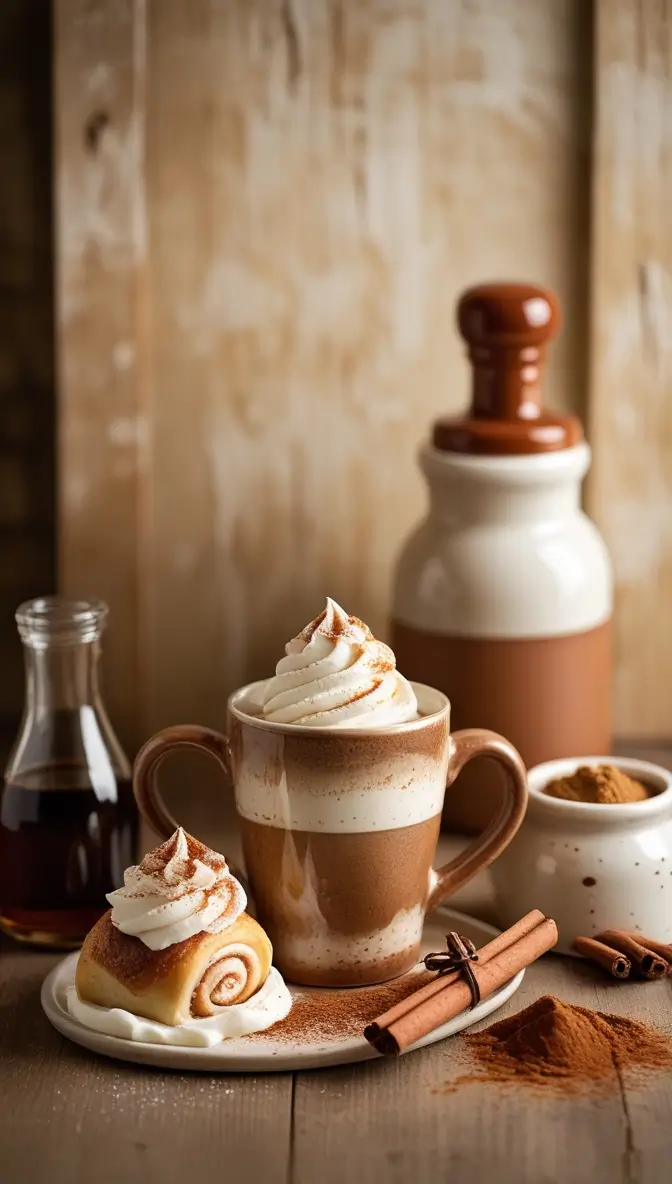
490;756;672;953
394;441;612;640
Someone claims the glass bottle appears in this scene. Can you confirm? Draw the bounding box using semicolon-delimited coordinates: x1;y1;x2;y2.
0;597;137;948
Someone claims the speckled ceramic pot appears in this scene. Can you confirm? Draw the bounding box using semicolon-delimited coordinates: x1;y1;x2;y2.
490;756;672;953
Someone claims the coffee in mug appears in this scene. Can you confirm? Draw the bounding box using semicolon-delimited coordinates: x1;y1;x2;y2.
133;599;527;987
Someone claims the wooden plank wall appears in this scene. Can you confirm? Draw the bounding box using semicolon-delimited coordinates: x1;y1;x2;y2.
587;0;672;738
56;0;593;756
143;0;591;744
55;0;148;751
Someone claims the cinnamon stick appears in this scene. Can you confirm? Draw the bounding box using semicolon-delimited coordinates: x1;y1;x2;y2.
595;930;667;980
571;936;631;979
628;935;672;970
364;911;557;1055
365;909;546;1042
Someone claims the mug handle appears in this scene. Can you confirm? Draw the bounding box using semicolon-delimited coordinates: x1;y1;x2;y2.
426;729;528;914
132;725;231;839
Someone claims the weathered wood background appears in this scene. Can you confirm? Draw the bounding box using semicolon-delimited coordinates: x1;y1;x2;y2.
54;0;670;751
588;0;672;739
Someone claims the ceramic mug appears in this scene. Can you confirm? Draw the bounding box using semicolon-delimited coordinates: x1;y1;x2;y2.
491;755;672;952
133;681;528;986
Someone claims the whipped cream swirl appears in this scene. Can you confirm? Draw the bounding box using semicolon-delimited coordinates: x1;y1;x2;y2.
259;597;418;728
107;828;246;951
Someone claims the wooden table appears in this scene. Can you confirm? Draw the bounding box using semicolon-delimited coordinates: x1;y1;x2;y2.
2;747;672;1184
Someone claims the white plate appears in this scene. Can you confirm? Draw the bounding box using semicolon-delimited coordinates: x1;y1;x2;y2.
41;907;524;1073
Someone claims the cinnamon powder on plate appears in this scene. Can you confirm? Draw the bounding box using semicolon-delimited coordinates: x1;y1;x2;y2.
251;971;434;1044
445;995;672;1095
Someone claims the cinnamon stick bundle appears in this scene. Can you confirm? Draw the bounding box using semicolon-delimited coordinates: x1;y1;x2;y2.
627;935;672;971
595;930;667;980
364;910;557;1056
571;936;631;978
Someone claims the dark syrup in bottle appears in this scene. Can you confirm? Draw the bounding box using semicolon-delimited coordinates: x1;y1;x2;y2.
1;597;136;949
0;760;137;947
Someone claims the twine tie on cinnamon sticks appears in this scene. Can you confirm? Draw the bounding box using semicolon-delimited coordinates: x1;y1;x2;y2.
423;932;481;1010
364;909;558;1056
572;930;672;980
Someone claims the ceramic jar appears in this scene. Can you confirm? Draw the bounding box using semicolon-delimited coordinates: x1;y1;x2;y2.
392;282;613;834
490;756;672;953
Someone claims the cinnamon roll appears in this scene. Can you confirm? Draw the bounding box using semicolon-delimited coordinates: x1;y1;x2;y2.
75;908;272;1026
69;828;291;1044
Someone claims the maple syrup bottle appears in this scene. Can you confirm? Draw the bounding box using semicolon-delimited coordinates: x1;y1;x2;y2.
0;598;136;947
392;283;613;832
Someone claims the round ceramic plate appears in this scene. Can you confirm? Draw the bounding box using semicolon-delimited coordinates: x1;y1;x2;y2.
41;906;524;1073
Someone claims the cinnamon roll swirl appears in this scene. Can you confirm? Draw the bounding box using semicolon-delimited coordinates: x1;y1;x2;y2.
75;909;272;1028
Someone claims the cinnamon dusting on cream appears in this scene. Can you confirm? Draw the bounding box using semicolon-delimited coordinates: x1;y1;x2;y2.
127;829;229;896
106;827;247;950
260;597;417;728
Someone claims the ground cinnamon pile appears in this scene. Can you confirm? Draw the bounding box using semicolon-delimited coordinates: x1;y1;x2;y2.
544;764;650;804
450;995;672;1095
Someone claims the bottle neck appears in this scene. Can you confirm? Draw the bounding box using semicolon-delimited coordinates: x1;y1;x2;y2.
23;641;102;715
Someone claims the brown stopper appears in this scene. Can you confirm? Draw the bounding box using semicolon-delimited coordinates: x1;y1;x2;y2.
433;282;583;455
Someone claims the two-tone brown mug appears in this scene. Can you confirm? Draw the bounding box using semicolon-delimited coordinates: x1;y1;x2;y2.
133;681;527;987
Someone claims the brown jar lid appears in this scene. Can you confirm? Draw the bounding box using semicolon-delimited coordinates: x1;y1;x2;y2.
433;282;583;455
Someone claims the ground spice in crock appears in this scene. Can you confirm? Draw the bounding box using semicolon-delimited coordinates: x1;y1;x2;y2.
449;995;672;1095
543;764;650;804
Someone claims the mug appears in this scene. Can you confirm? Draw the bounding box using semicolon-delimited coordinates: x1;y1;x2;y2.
133;681;527;986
